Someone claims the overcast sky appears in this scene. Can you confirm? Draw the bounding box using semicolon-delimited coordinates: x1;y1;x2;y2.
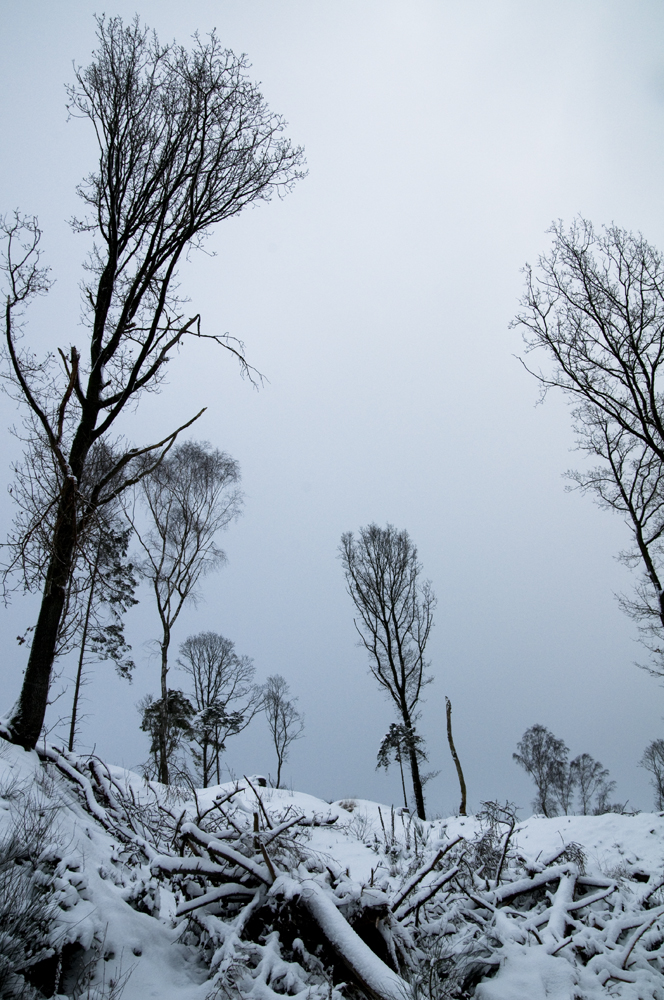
2;0;664;816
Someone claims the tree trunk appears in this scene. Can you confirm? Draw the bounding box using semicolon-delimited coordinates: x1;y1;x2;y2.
159;626;171;784
202;740;209;788
404;718;426;820
8;480;78;749
68;543;101;752
445;697;467;816
398;756;408;810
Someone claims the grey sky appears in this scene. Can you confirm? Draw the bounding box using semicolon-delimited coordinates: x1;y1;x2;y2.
1;0;664;815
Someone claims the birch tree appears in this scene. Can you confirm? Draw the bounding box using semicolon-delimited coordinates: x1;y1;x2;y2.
132;442;243;783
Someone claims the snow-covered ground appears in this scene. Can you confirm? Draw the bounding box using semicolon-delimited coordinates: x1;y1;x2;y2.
1;740;663;999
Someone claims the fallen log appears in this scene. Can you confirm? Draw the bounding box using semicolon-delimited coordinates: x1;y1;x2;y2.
272;875;409;1000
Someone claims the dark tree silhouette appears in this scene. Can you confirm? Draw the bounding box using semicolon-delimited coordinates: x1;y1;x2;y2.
513;220;664;674
139;689;194;781
263;675;304;788
1;15;304;749
376;722;427;810
640;739;664;810
340;524;435;820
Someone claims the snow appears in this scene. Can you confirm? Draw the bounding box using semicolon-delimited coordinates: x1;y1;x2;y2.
475;946;580;1000
2;740;664;1000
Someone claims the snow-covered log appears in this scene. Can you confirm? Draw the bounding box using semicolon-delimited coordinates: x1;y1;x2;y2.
272;875;410;1000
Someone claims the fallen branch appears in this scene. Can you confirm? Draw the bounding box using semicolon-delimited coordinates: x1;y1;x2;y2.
296;814;339;827
180;823;271;884
244;775;273;829
39;746;156;861
391;836;463;911
395;866;460;920
621;909;664;970
491;863;578;904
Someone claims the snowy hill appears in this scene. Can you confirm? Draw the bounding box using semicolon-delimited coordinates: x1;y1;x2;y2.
1;740;663;1000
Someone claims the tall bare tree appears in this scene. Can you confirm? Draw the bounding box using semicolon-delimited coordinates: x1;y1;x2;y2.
132;442;243;783
640;739;664;810
263;674;304;788
1;15;304;750
513;220;664;673
178;631;263;786
340;524;436;819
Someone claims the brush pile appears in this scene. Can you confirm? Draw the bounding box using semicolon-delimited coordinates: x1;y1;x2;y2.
1;741;664;999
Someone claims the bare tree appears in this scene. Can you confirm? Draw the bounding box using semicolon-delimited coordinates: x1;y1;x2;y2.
263;675;304;788
571;753;613;816
513;724;569;817
513;220;664;673
640;739;664;810
132;442;243;783
592;777;620;815
178;631;262;787
1;15;304;750
340;523;436;819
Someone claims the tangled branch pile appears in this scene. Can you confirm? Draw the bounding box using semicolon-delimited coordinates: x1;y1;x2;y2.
1;740;663;999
